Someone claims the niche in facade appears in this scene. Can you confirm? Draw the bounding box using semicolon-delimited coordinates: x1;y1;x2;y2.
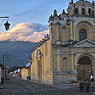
63;57;68;62
88;8;91;16
75;8;79;16
92;11;94;16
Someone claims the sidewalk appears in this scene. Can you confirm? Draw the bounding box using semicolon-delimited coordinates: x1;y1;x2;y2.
53;83;78;89
53;82;95;89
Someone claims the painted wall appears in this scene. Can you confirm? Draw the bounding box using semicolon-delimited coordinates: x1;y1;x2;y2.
31;40;53;84
21;68;28;80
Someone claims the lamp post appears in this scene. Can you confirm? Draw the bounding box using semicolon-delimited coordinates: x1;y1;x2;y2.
0;16;10;79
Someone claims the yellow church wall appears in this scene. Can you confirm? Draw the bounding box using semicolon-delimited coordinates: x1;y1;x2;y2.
52;47;74;72
49;21;95;83
52;47;95;83
31;40;53;84
53;20;95;42
31;51;38;81
31;0;95;84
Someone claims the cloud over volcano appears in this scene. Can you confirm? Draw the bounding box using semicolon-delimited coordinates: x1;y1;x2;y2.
0;23;49;42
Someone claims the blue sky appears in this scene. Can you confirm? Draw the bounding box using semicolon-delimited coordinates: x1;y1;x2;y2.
0;0;94;32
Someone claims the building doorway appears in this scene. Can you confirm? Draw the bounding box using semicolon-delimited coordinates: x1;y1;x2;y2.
77;56;92;81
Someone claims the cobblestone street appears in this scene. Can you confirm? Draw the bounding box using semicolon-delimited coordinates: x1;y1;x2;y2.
0;77;95;95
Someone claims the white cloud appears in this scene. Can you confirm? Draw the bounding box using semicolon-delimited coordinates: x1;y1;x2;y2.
0;23;49;42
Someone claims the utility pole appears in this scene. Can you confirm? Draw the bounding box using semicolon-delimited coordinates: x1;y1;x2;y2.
3;54;8;79
3;54;4;68
3;54;5;79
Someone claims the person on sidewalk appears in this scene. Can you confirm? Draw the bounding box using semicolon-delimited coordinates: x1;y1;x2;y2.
90;74;94;82
78;78;85;93
85;80;90;93
1;77;4;85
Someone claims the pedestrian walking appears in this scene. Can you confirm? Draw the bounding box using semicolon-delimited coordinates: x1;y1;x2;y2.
78;78;85;93
1;77;4;85
85;80;90;93
90;74;94;82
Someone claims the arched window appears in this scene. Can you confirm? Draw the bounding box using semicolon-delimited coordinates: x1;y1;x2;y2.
81;8;85;16
88;8;91;16
79;29;87;41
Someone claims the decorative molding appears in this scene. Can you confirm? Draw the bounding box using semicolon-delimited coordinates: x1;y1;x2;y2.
55;53;62;55
73;39;95;48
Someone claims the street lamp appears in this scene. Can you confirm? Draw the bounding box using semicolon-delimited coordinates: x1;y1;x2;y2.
4;21;10;31
0;16;10;31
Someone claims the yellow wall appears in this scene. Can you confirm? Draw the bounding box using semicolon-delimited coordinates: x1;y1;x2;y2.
31;40;53;84
21;68;28;80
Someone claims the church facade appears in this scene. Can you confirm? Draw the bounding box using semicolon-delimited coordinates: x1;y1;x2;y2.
31;0;95;84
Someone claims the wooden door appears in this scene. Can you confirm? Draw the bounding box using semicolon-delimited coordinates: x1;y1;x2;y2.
77;64;92;81
77;56;92;81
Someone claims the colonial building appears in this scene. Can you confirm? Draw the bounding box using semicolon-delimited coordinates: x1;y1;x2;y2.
21;59;31;80
31;0;95;84
21;66;28;80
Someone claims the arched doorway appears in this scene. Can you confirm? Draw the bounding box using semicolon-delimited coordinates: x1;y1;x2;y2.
77;56;92;81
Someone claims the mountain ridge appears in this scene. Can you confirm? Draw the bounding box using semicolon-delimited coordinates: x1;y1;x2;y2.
0;41;37;68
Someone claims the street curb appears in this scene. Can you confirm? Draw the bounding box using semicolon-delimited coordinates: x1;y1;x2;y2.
0;85;4;89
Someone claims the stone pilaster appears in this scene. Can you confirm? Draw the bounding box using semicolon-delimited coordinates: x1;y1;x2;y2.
56;22;61;41
56;48;62;72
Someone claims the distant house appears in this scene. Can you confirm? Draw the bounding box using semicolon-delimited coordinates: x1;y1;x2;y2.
17;68;21;78
21;66;28;80
21;61;31;80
